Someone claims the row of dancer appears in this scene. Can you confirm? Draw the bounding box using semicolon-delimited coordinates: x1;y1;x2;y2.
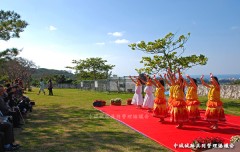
129;69;226;129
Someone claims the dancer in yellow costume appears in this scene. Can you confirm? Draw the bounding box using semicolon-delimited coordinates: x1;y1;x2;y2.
152;74;167;122
201;73;226;129
164;70;176;115
185;74;200;122
170;69;188;128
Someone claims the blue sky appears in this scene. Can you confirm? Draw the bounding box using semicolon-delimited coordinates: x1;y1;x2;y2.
1;0;240;76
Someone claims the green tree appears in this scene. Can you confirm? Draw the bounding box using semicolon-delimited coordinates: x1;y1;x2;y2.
67;57;115;80
53;74;67;83
232;80;240;85
0;10;28;62
128;32;208;74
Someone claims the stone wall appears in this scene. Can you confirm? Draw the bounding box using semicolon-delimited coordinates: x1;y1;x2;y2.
52;82;240;100
53;84;80;89
197;85;240;99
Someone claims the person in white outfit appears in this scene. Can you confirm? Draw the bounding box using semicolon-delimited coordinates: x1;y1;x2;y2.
141;75;154;112
129;76;143;108
38;78;45;95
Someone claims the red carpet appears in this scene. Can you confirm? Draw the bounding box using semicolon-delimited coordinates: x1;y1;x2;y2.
95;105;240;152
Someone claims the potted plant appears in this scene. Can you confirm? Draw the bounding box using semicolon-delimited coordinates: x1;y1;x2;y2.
110;98;122;106
93;100;106;107
191;136;224;152
126;98;132;105
230;135;240;144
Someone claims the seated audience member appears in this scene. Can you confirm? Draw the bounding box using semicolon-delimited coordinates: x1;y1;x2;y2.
0;131;4;152
0;118;20;151
0;85;21;128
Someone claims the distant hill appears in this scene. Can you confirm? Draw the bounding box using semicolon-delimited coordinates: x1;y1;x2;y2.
31;68;75;79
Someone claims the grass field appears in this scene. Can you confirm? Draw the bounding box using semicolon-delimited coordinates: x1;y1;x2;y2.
15;88;240;152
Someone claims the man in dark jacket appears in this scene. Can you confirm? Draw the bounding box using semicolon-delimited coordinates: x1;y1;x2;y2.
48;79;53;96
0;120;20;151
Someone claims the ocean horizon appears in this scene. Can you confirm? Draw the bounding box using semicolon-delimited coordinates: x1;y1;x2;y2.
189;74;240;80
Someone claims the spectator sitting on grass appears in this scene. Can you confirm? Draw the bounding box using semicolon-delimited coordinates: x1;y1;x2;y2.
0;85;21;128
0;116;20;151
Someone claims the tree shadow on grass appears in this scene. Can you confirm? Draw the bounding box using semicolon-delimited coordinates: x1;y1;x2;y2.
15;106;170;152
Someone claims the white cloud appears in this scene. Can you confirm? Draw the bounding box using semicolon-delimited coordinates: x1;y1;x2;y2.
49;25;57;31
231;26;240;30
114;39;130;44
22;47;89;72
108;32;123;37
95;42;105;45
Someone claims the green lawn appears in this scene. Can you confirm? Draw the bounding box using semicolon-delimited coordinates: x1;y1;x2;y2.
15;88;240;152
15;89;169;152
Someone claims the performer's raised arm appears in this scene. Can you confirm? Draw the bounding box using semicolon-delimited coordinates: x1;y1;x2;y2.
137;75;147;84
164;73;171;86
184;74;190;87
157;74;165;90
186;74;197;89
167;68;177;83
151;74;158;87
201;75;210;88
129;76;137;84
177;68;184;86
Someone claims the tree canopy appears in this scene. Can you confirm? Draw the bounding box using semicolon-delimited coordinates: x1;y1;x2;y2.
1;57;36;82
129;32;208;74
0;48;20;63
0;10;28;62
67;57;115;80
0;10;28;41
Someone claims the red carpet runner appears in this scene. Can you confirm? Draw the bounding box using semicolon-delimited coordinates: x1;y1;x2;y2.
95;105;240;152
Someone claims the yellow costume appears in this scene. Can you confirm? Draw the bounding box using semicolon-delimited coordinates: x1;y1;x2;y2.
167;85;174;114
153;86;167;118
170;84;188;123
186;86;200;120
205;85;225;122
